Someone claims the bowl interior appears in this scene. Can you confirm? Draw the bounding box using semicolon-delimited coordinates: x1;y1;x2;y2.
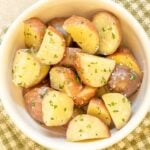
0;0;148;149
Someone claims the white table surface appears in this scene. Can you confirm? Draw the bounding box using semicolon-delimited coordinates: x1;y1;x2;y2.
0;0;149;112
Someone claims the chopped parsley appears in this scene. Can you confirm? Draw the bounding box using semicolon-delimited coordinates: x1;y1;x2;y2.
112;33;115;39
129;73;136;80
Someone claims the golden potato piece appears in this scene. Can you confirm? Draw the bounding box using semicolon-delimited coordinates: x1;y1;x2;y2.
63;15;99;54
75;52;116;87
102;93;131;129
108;64;141;97
108;48;142;78
12;49;50;88
42;89;74;126
50;66;83;97
24;86;49;123
66;114;110;141
92;11;122;55
74;86;97;106
59;47;81;68
87;98;112;126
24;17;46;49
36;26;66;65
48;18;72;46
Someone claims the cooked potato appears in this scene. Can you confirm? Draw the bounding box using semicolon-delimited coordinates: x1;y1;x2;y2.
23;77;49;95
36;26;66;65
74;86;97;106
48;18;72;46
12;49;50;88
24;86;49;123
75;52;116;87
24;17;46;49
42;89;74;126
50;66;83;97
108;48;142;78
102;93;131;129
92;11;122;55
96;85;110;98
66;114;110;141
87;98;111;126
63;15;99;54
108;64;141;97
59;47;81;68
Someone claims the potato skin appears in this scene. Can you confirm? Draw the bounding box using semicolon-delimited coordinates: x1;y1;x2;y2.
73;86;97;107
108;48;142;78
24;86;49;123
108;64;141;97
59;47;81;68
48;18;72;46
24;17;46;49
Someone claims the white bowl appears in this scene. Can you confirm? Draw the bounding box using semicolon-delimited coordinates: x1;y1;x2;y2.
0;0;150;149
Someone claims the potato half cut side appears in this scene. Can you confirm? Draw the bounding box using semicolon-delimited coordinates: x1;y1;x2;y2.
42;89;74;126
87;98;112;126
74;86;97;107
63;15;99;54
12;49;49;88
75;52;116;87
59;47;81;68
36;26;66;65
102;93;131;129
50;66;83;97
107;48;142;78
66;114;110;141
92;11;122;55
48;18;72;46
24;17;46;49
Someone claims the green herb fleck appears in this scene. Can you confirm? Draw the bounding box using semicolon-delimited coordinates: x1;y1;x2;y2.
104;69;107;72
88;64;91;67
64;108;67;112
122;118;125;122
19;75;22;78
102;27;106;32
129;73;136;80
87;124;91;128
33;62;36;66
95;69;98;73
54;54;58;58
51;117;54;120
122;98;126;103
54;105;57;109
79;129;83;132
59;84;64;89
113;110;119;113
34;35;37;39
112;33;115;39
31;102;35;107
48;32;53;36
108;27;112;30
95;133;98;136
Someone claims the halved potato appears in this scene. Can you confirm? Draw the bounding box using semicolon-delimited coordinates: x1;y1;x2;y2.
63;15;99;54
87;98;111;126
12;49;50;88
108;48;142;78
108;64;141;97
42;89;74;126
75;52;116;87
36;26;66;65
24;86;49;123
102;93;131;129
74;86;97;106
50;66;83;97
92;11;122;55
66;114;110;141
24;17;46;49
48;18;72;46
59;47;81;68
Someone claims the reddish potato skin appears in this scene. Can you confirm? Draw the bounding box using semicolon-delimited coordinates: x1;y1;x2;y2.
108;64;141;97
24;86;49;123
59;47;81;68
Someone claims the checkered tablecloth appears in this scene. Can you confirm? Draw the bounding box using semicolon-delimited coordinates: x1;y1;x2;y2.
0;0;150;149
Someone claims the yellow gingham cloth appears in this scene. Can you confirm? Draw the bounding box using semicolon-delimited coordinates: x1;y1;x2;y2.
0;0;150;149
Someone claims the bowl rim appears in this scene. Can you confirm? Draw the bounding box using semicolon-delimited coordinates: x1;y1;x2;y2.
0;0;150;149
